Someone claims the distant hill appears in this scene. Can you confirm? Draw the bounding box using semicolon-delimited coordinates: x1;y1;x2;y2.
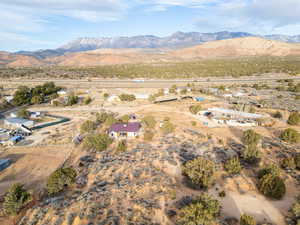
0;51;43;67
3;37;300;67
14;31;300;59
171;37;300;59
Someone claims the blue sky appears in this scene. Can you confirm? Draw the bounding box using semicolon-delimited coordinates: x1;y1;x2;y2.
1;0;300;52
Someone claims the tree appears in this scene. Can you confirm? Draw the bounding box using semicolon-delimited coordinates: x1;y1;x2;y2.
96;112;109;124
144;130;154;141
3;183;31;215
142;115;156;129
182;157;216;189
119;94;136;101
177;194;220;225
47;167;77;195
273;111;283;119
257;164;281;179
12;86;32;106
17;108;31;119
292;201;300;218
161;121;175;134
243;143;261;164
84;96;92;105
258;173;286;199
120;114;130;123
295;153;300;170
169;85;177;94
116;140;127;153
189;105;202;115
225;157;242;175
67;94;79;106
242;130;261;146
83;133;112;152
280;128;300;143
281;157;296;170
80;120;97;133
240;214;256;225
31;95;43;104
104;114;118;126
288;112;300;125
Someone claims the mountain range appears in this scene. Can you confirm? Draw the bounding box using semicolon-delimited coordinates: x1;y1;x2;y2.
2;37;300;67
15;31;300;59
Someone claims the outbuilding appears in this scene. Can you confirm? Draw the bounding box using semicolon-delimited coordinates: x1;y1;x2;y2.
4;118;34;128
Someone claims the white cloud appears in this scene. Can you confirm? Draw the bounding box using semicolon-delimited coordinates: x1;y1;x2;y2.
0;32;55;52
195;0;300;34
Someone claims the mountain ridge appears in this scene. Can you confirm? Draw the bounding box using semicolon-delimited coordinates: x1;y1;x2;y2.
15;31;300;59
3;36;300;67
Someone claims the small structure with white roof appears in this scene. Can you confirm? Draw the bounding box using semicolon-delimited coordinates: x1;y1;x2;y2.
4;118;34;128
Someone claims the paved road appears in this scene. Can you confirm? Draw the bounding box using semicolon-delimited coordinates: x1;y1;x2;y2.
2;76;299;88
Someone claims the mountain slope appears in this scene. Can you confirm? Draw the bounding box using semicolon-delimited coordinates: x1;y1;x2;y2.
3;37;300;67
0;51;44;67
171;37;300;59
15;31;300;59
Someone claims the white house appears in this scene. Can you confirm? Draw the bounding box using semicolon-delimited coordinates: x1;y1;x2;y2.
4;96;14;103
135;93;150;100
107;95;120;102
108;122;141;139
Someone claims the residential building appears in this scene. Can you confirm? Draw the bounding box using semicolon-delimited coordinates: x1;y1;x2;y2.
108;122;141;139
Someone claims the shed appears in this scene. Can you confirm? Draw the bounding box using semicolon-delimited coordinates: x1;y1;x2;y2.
135;93;150;100
0;159;11;171
194;97;205;102
4;118;34;128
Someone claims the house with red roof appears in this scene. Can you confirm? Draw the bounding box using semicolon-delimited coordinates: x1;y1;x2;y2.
108;122;141;139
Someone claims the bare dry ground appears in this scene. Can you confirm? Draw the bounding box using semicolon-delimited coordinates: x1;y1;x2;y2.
0;145;73;195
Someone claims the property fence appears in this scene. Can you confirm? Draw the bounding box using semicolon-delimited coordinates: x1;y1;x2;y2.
31;114;70;130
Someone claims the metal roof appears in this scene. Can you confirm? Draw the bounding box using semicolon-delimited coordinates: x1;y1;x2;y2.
109;122;141;133
207;107;264;119
5;118;33;124
0;159;11;165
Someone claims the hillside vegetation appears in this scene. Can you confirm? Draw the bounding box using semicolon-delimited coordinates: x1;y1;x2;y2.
1;56;300;79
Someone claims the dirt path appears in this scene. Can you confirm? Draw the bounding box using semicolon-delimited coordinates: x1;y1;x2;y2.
222;191;286;224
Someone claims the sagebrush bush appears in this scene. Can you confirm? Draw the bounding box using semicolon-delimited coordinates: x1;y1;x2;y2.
177;194;220;225
240;214;256;225
182;157;216;189
225;157;242;175
258;173;286;199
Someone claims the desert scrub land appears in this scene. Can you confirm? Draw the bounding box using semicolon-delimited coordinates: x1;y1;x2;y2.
1;56;300;79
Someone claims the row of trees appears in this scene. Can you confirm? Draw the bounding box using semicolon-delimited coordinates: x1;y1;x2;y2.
12;82;61;106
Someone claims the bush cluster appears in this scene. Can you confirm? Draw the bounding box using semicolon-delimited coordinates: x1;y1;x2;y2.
176;194;220;225
47;167;77;195
288;112;300;125
189;105;202;115
83;133;112;152
182;157;216;189
280;128;300;143
119;94;136;101
225;157;242;175
3;183;32;215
